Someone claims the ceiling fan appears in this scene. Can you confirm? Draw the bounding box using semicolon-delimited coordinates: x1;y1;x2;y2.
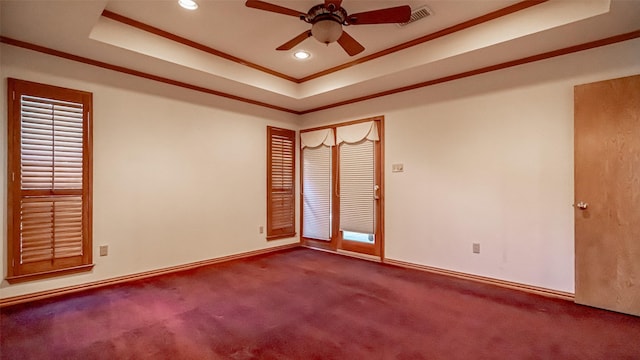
245;0;412;56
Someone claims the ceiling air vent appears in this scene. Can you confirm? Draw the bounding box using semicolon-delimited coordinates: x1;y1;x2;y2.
398;6;433;27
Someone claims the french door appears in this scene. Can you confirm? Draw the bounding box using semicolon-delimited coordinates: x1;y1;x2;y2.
300;117;383;257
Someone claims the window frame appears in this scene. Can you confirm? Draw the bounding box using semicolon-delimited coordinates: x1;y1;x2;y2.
266;126;296;240
6;78;94;283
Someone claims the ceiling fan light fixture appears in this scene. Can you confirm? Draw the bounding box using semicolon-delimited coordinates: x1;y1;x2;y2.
311;19;343;44
178;0;198;10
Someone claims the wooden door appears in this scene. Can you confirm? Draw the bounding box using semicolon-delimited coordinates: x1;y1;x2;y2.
574;74;640;316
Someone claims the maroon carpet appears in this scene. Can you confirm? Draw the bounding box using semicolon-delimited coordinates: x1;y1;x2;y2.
1;248;639;359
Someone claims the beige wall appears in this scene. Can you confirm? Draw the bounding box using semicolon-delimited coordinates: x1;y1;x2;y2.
0;45;299;299
2;37;639;299
300;39;640;293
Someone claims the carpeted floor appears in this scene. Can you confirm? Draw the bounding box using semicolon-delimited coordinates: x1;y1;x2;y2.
1;247;639;359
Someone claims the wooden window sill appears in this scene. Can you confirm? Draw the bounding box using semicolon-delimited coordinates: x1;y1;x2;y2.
6;264;95;284
266;233;297;241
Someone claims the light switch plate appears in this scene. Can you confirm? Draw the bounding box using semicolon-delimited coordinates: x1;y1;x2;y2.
392;163;404;172
472;243;480;254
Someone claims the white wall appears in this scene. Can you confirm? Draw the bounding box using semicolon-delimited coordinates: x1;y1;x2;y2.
0;45;299;299
300;39;640;293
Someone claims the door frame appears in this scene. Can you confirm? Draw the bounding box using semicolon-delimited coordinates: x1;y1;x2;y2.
300;116;385;258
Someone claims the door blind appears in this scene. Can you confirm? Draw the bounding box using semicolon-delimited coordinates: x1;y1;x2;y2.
302;145;332;240
339;139;375;234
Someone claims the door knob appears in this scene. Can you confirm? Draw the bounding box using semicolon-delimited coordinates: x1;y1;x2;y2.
576;201;588;210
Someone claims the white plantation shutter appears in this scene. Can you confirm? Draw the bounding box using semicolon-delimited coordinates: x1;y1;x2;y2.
267;127;296;239
302;143;333;240
338;122;378;234
7;78;93;282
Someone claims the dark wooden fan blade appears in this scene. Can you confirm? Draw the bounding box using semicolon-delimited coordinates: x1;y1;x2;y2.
324;0;343;11
276;30;312;50
337;31;365;56
245;0;305;18
348;5;411;25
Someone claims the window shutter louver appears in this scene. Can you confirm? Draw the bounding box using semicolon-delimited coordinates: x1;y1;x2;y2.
20;196;84;263
19;96;85;263
267;127;296;239
302;144;332;240
21;96;84;190
7;78;93;282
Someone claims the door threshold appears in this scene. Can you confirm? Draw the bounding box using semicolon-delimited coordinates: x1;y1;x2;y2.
337;249;382;262
302;245;382;263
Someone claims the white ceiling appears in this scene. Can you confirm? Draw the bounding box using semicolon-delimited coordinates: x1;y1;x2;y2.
1;0;639;113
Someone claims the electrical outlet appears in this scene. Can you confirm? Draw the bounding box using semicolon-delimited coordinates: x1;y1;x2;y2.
472;243;480;254
99;245;108;257
259;226;264;234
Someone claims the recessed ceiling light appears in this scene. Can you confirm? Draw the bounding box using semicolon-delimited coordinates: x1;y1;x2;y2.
179;0;198;10
294;51;311;60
